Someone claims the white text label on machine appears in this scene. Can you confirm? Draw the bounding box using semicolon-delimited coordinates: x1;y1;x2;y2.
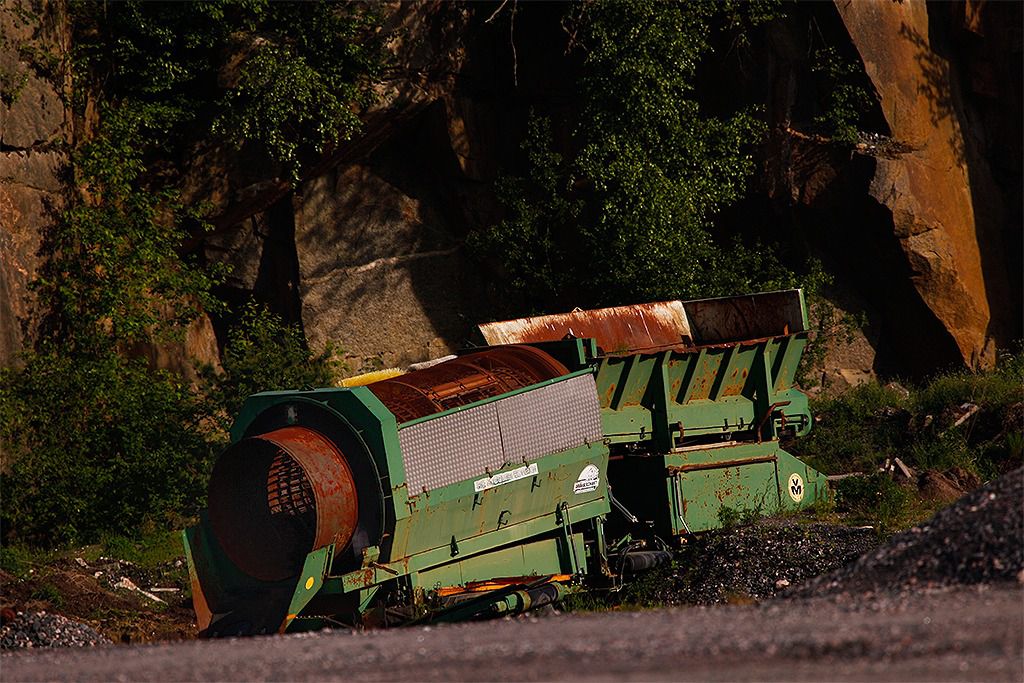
474;463;540;492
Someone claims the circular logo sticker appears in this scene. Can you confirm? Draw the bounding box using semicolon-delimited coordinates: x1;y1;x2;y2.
787;473;805;502
573;464;600;495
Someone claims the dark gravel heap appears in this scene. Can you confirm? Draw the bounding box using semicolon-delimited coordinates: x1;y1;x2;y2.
615;521;880;606
791;467;1023;598
0;611;110;649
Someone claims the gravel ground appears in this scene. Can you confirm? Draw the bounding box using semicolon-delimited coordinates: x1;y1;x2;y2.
2;585;1020;681
791;466;1023;599
612;521;880;606
0;612;109;650
3;467;1020;680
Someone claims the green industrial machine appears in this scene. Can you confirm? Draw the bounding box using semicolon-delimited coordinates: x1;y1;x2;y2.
184;289;826;636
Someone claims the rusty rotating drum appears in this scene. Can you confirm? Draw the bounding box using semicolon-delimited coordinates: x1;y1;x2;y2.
208;426;359;582
205;346;570;582
368;345;569;422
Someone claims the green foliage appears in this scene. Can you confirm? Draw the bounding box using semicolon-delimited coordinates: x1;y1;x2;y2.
717;504;763;530
213;4;379;178
468;115;581;304
833;473;913;533
0;304;343;548
0;3;380;550
475;1;794;313
792;264;868;388
0;65;28;106
94;530;186;568
201;304;343;431
30;582;65;608
793;352;1024;481
0;351;215;547
0;543;48;578
71;0;382;176
795;383;913;475
811;47;875;145
33;107;223;353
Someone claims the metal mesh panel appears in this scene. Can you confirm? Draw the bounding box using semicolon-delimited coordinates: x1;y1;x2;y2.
497;374;603;463
398;374;603;493
398;403;504;493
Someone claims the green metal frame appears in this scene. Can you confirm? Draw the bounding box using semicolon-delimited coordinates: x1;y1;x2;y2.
185;372;612;635
186;289;829;635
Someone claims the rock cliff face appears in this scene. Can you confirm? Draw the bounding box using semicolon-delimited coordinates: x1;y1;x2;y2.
738;0;1020;378
1;1;1019;379
835;0;1017;371
191;3;495;371
0;0;69;366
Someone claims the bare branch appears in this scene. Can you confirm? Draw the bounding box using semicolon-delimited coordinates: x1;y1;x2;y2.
510;0;518;87
484;0;510;24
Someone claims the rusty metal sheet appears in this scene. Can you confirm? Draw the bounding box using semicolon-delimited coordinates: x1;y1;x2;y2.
479;289;807;353
370;346;569;422
478;301;693;353
684;289;807;344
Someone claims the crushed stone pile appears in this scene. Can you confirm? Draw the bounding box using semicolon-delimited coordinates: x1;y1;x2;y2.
0;611;110;649
615;521;880;606
790;467;1023;598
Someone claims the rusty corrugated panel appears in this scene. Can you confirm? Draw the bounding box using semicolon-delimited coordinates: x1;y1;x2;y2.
478;302;693;354
684;289;807;344
479;290;808;352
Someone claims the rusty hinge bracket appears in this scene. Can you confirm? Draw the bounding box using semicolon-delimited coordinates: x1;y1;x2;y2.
756;400;791;443
667;454;778;474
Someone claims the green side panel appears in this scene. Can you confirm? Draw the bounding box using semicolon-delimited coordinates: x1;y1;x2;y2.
333;499;609;594
414;533;585;592
318;386;409;515
608;442;827;538
597;336;813;447
389;442;609;562
666;443;827;533
281;546;333;631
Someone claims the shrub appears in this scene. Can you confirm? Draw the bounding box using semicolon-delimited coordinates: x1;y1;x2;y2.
0;351;215;547
833;473;913;533
792;351;1024;481
793;382;910;475
473;2;795;314
200;303;343;433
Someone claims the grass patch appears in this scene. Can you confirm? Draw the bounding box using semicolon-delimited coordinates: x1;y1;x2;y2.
84;530;187;568
0;543;52;579
29;582;64;608
789;352;1022;533
793;352;1024;480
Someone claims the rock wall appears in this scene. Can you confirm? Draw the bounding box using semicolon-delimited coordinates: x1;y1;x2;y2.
1;1;1019;381
0;0;69;367
192;2;570;371
835;0;1017;371
729;0;1020;379
0;1;220;379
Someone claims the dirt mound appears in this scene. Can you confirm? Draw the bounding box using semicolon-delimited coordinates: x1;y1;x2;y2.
0;557;197;645
609;521;881;607
791;467;1024;598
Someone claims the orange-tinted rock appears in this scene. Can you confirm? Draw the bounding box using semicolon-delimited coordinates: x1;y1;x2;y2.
835;0;1014;369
